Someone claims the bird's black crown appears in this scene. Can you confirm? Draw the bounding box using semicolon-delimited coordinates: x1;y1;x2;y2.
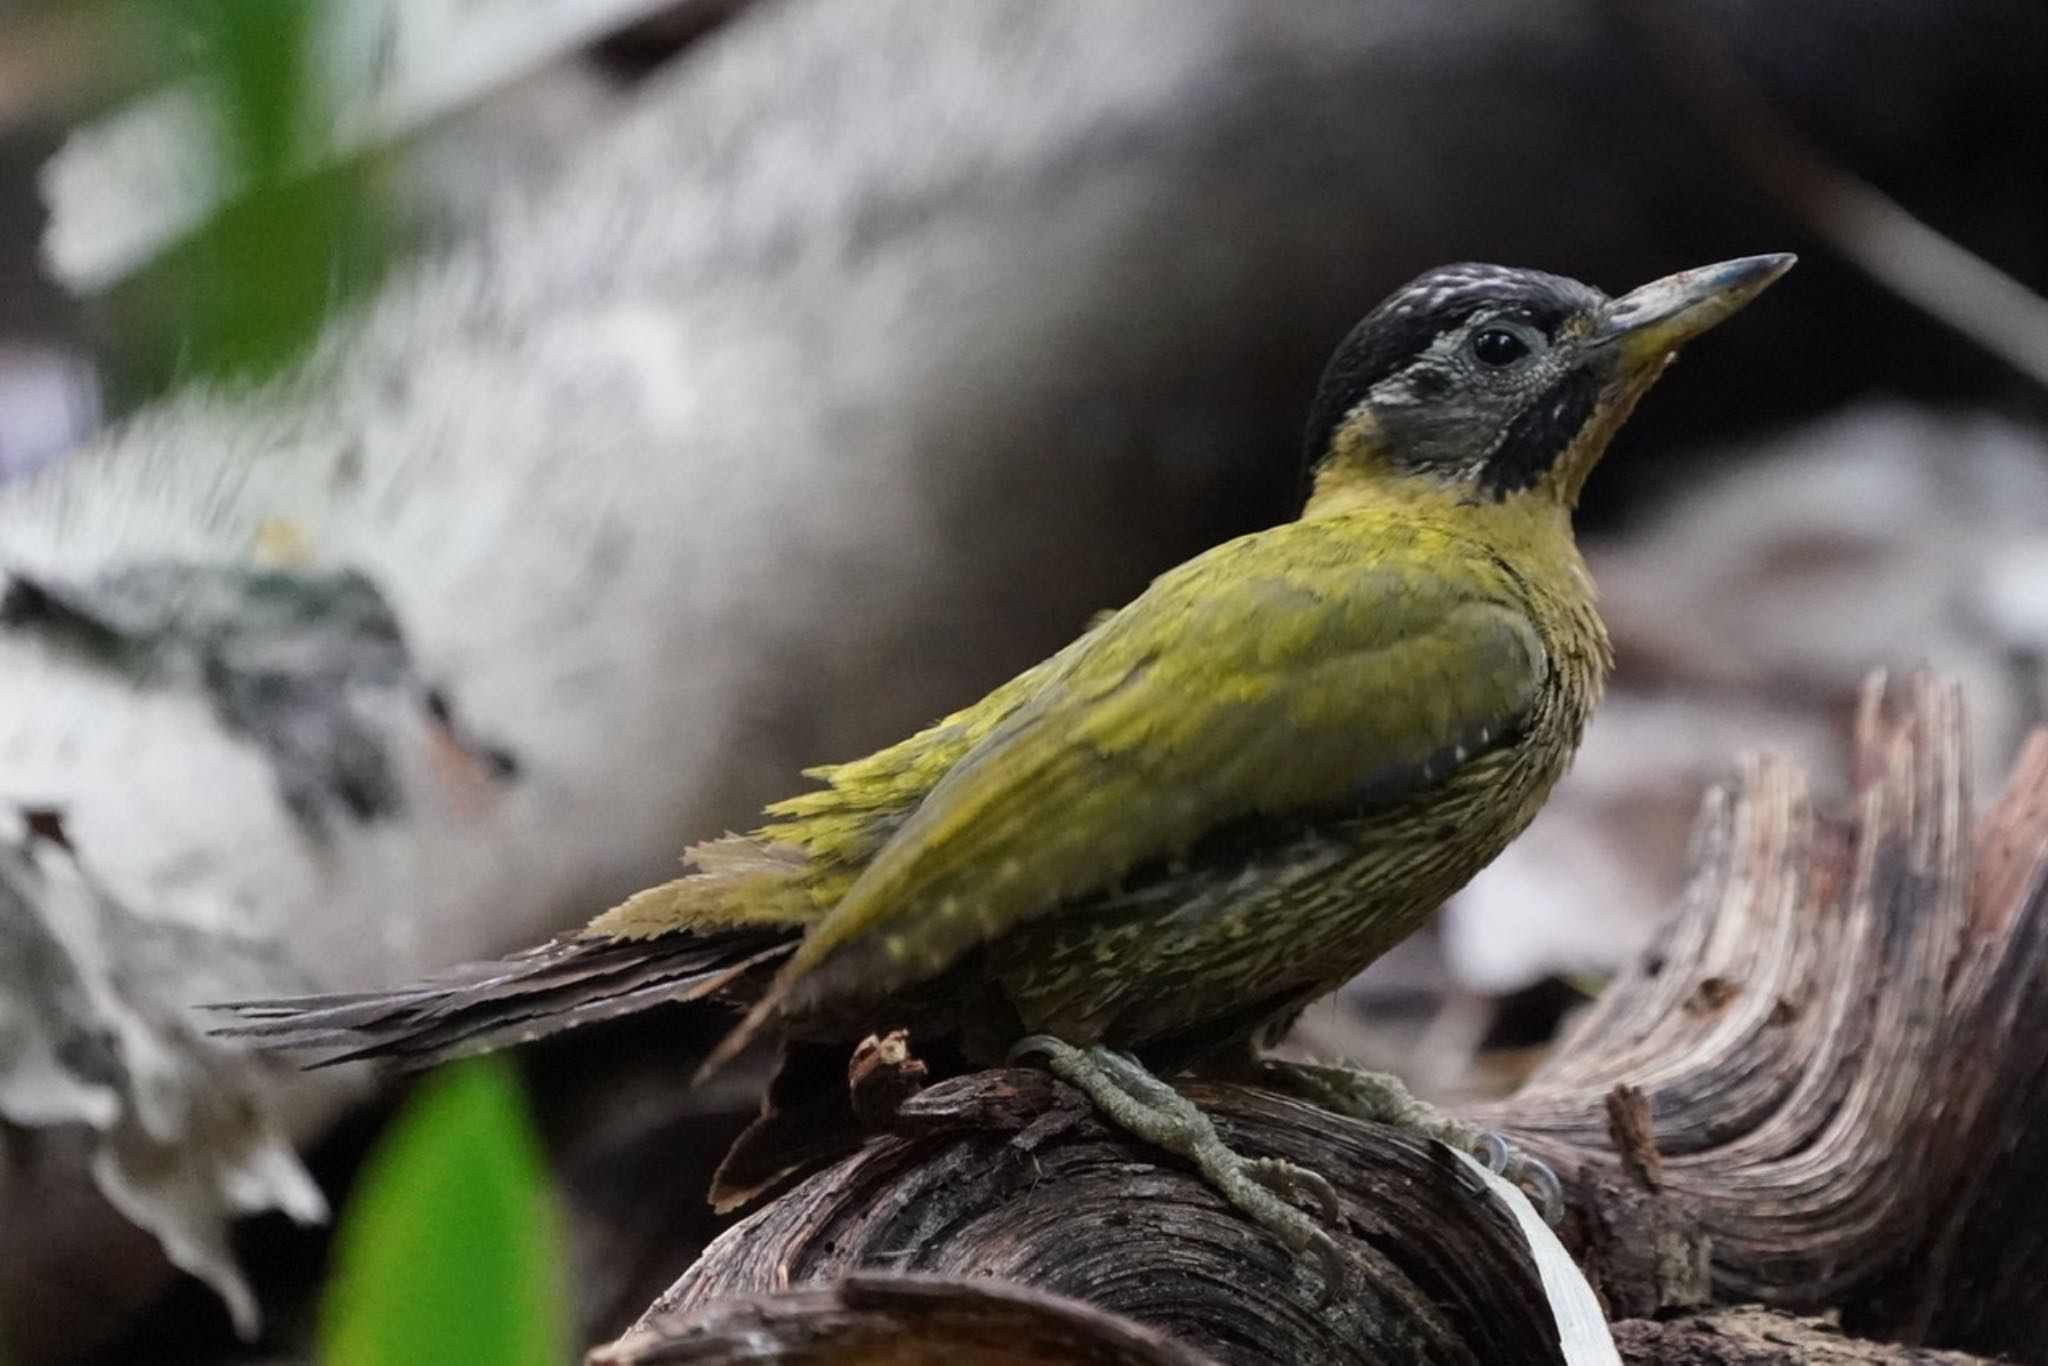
1302;265;1610;497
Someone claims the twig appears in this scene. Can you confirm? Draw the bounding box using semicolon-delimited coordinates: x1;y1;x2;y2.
1603;0;2048;391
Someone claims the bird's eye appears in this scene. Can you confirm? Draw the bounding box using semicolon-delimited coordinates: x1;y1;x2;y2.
1470;328;1532;367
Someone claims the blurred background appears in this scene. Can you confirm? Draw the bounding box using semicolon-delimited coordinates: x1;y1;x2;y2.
0;0;2043;1361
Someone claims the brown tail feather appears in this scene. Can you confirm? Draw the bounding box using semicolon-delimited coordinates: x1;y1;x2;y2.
210;928;799;1070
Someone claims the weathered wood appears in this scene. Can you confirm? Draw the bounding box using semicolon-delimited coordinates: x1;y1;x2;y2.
597;674;2048;1363
1611;1307;2002;1365
636;1073;1573;1364
1483;674;2048;1361
598;1282;2008;1365
593;1274;1216;1365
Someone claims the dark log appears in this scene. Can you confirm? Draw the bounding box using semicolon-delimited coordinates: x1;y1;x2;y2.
1611;1307;2003;1365
594;674;2048;1364
592;1274;1216;1365
631;1072;1574;1364
598;1283;2008;1365
1480;674;2048;1359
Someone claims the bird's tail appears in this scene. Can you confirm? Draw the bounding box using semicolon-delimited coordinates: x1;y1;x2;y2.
210;925;799;1070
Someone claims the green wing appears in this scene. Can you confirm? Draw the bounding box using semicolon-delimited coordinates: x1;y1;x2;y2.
751;638;1096;876
771;519;1544;1009
584;631;1107;942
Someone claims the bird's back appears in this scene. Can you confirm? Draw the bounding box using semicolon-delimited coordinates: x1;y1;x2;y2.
952;498;1610;1061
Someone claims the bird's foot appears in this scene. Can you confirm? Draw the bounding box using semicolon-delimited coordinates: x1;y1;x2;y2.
1009;1035;1349;1302
1253;1059;1565;1224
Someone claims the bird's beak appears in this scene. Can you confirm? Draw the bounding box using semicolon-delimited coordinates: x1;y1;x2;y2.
1591;253;1797;367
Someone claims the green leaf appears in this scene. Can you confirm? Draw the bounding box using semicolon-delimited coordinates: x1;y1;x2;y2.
319;1058;570;1366
113;0;396;399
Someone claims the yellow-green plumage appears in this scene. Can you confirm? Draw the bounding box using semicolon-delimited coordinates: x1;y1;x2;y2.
581;472;1609;1054
651;490;1605;1066
224;254;1790;1206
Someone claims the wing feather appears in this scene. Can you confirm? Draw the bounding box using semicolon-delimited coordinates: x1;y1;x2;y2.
732;521;1543;1040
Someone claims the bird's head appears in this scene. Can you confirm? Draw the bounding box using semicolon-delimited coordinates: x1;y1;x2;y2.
1300;255;1794;518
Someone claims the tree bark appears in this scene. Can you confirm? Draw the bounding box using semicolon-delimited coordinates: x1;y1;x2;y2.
603;673;2048;1364
1611;1307;2003;1365
600;1283;2005;1365
594;1275;1215;1366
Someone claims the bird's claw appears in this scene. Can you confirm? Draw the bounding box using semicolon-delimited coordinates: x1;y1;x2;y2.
1244;1059;1568;1226
1227;1167;1348;1308
1243;1155;1343;1225
1006;1033;1065;1066
1009;1036;1351;1303
1303;1227;1349;1310
1463;1128;1565;1225
1516;1155;1567;1226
